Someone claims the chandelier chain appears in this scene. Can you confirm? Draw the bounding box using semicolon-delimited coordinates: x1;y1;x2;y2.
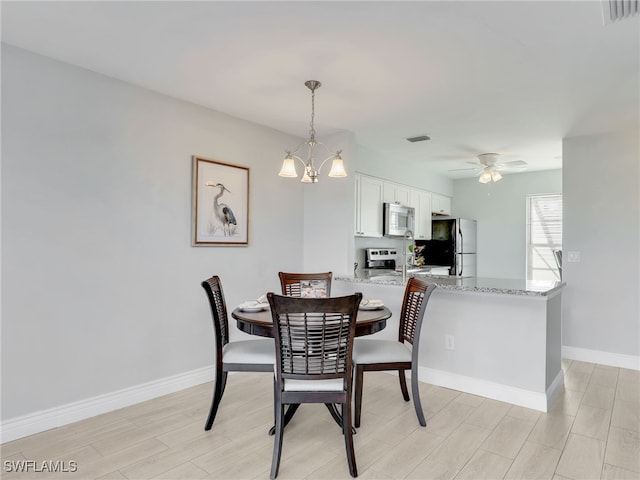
309;87;316;143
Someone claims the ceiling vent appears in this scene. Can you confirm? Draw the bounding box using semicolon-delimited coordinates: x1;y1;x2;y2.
406;135;431;143
601;0;639;23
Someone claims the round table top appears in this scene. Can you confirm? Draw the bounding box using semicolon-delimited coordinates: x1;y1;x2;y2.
231;305;391;338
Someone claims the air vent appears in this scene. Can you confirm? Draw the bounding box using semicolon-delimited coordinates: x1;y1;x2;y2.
601;0;639;23
406;135;431;143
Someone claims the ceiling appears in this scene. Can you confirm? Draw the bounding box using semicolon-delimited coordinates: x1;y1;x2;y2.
2;1;639;179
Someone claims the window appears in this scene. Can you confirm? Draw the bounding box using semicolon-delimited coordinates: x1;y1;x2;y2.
526;194;562;281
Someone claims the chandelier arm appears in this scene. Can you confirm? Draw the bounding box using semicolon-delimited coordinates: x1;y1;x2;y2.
289;153;308;168
286;140;309;160
317;153;339;172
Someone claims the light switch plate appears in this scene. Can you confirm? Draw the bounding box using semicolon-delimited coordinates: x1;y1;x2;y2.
567;251;581;262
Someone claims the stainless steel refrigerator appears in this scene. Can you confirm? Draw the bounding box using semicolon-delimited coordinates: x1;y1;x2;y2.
419;218;477;277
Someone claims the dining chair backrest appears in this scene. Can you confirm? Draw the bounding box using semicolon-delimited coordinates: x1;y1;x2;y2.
200;275;275;432
398;277;437;346
267;293;361;382
352;277;436;428
267;292;362;478
201;275;230;349
278;271;332;298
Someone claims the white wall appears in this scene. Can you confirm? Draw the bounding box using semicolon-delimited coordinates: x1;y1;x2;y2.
302;131;357;275
452;170;562;279
0;45;307;420
563;130;639;362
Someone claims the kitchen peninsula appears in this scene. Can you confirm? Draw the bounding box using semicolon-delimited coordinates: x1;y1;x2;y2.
333;273;565;412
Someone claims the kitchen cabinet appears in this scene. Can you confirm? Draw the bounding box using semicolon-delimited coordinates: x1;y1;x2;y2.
409;189;432;240
431;193;451;216
355;174;383;237
356;173;450;237
383;182;411;205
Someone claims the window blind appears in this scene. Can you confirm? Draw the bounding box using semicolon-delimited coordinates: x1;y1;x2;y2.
526;194;563;281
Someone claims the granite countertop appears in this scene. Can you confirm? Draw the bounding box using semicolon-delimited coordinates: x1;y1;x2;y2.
335;269;565;297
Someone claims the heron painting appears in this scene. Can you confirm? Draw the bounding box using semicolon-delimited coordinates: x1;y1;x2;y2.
193;156;249;245
205;181;237;236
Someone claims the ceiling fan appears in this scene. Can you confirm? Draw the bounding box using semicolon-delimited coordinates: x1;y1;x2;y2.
449;153;527;183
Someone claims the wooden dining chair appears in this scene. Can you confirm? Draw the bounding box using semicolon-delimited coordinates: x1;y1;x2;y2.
267;292;362;479
201;275;275;431
278;271;332;297
352;277;436;427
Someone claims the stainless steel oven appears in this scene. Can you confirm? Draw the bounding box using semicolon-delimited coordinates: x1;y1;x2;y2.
365;248;397;269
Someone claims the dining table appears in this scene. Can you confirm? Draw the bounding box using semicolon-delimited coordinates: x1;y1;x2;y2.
232;304;391;338
231;303;392;434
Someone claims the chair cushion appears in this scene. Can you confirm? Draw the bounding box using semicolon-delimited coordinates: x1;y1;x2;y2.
283;378;344;392
352;339;412;364
223;339;274;364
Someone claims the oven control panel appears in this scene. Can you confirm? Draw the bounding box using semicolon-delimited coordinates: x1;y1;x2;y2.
366;248;397;260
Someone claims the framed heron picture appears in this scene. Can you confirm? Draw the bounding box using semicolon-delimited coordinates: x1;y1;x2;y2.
192;156;249;246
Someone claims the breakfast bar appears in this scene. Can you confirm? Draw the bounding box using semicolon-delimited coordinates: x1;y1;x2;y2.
333;272;565;412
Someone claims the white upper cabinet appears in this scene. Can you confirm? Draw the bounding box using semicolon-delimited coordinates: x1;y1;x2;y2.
431;193;452;216
383;182;410;205
409;189;432;240
355;174;383;237
355;174;450;238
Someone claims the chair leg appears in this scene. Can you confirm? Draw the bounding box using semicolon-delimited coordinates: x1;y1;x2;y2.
204;368;227;431
270;400;285;479
398;369;410;401
354;365;364;428
411;363;426;427
342;402;358;477
268;404;301;436
325;403;343;428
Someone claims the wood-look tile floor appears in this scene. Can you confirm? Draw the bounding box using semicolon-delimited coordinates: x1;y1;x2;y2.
2;360;639;479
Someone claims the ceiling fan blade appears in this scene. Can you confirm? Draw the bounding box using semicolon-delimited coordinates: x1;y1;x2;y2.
448;167;480;172
498;160;527;167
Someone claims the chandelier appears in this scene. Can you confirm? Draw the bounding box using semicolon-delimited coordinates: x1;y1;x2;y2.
278;80;347;183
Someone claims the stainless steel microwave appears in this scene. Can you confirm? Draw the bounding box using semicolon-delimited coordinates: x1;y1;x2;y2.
383;203;415;237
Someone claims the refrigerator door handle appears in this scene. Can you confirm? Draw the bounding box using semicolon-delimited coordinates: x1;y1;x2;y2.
458;224;463;276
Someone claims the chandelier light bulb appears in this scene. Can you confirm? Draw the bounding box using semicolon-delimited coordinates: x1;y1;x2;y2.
300;170;313;183
328;155;347;178
278;155;298;178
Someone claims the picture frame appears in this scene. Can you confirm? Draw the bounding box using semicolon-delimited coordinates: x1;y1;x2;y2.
300;280;328;298
192;156;249;246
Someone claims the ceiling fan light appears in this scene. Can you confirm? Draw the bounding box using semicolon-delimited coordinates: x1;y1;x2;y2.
490;170;502;182
279;156;298;178
478;170;492;184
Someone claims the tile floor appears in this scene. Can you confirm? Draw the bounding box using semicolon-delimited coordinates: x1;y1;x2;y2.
1;359;639;479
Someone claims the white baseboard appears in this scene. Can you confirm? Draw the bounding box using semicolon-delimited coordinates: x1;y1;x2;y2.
416;366;561;412
1;366;214;444
563;346;640;371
